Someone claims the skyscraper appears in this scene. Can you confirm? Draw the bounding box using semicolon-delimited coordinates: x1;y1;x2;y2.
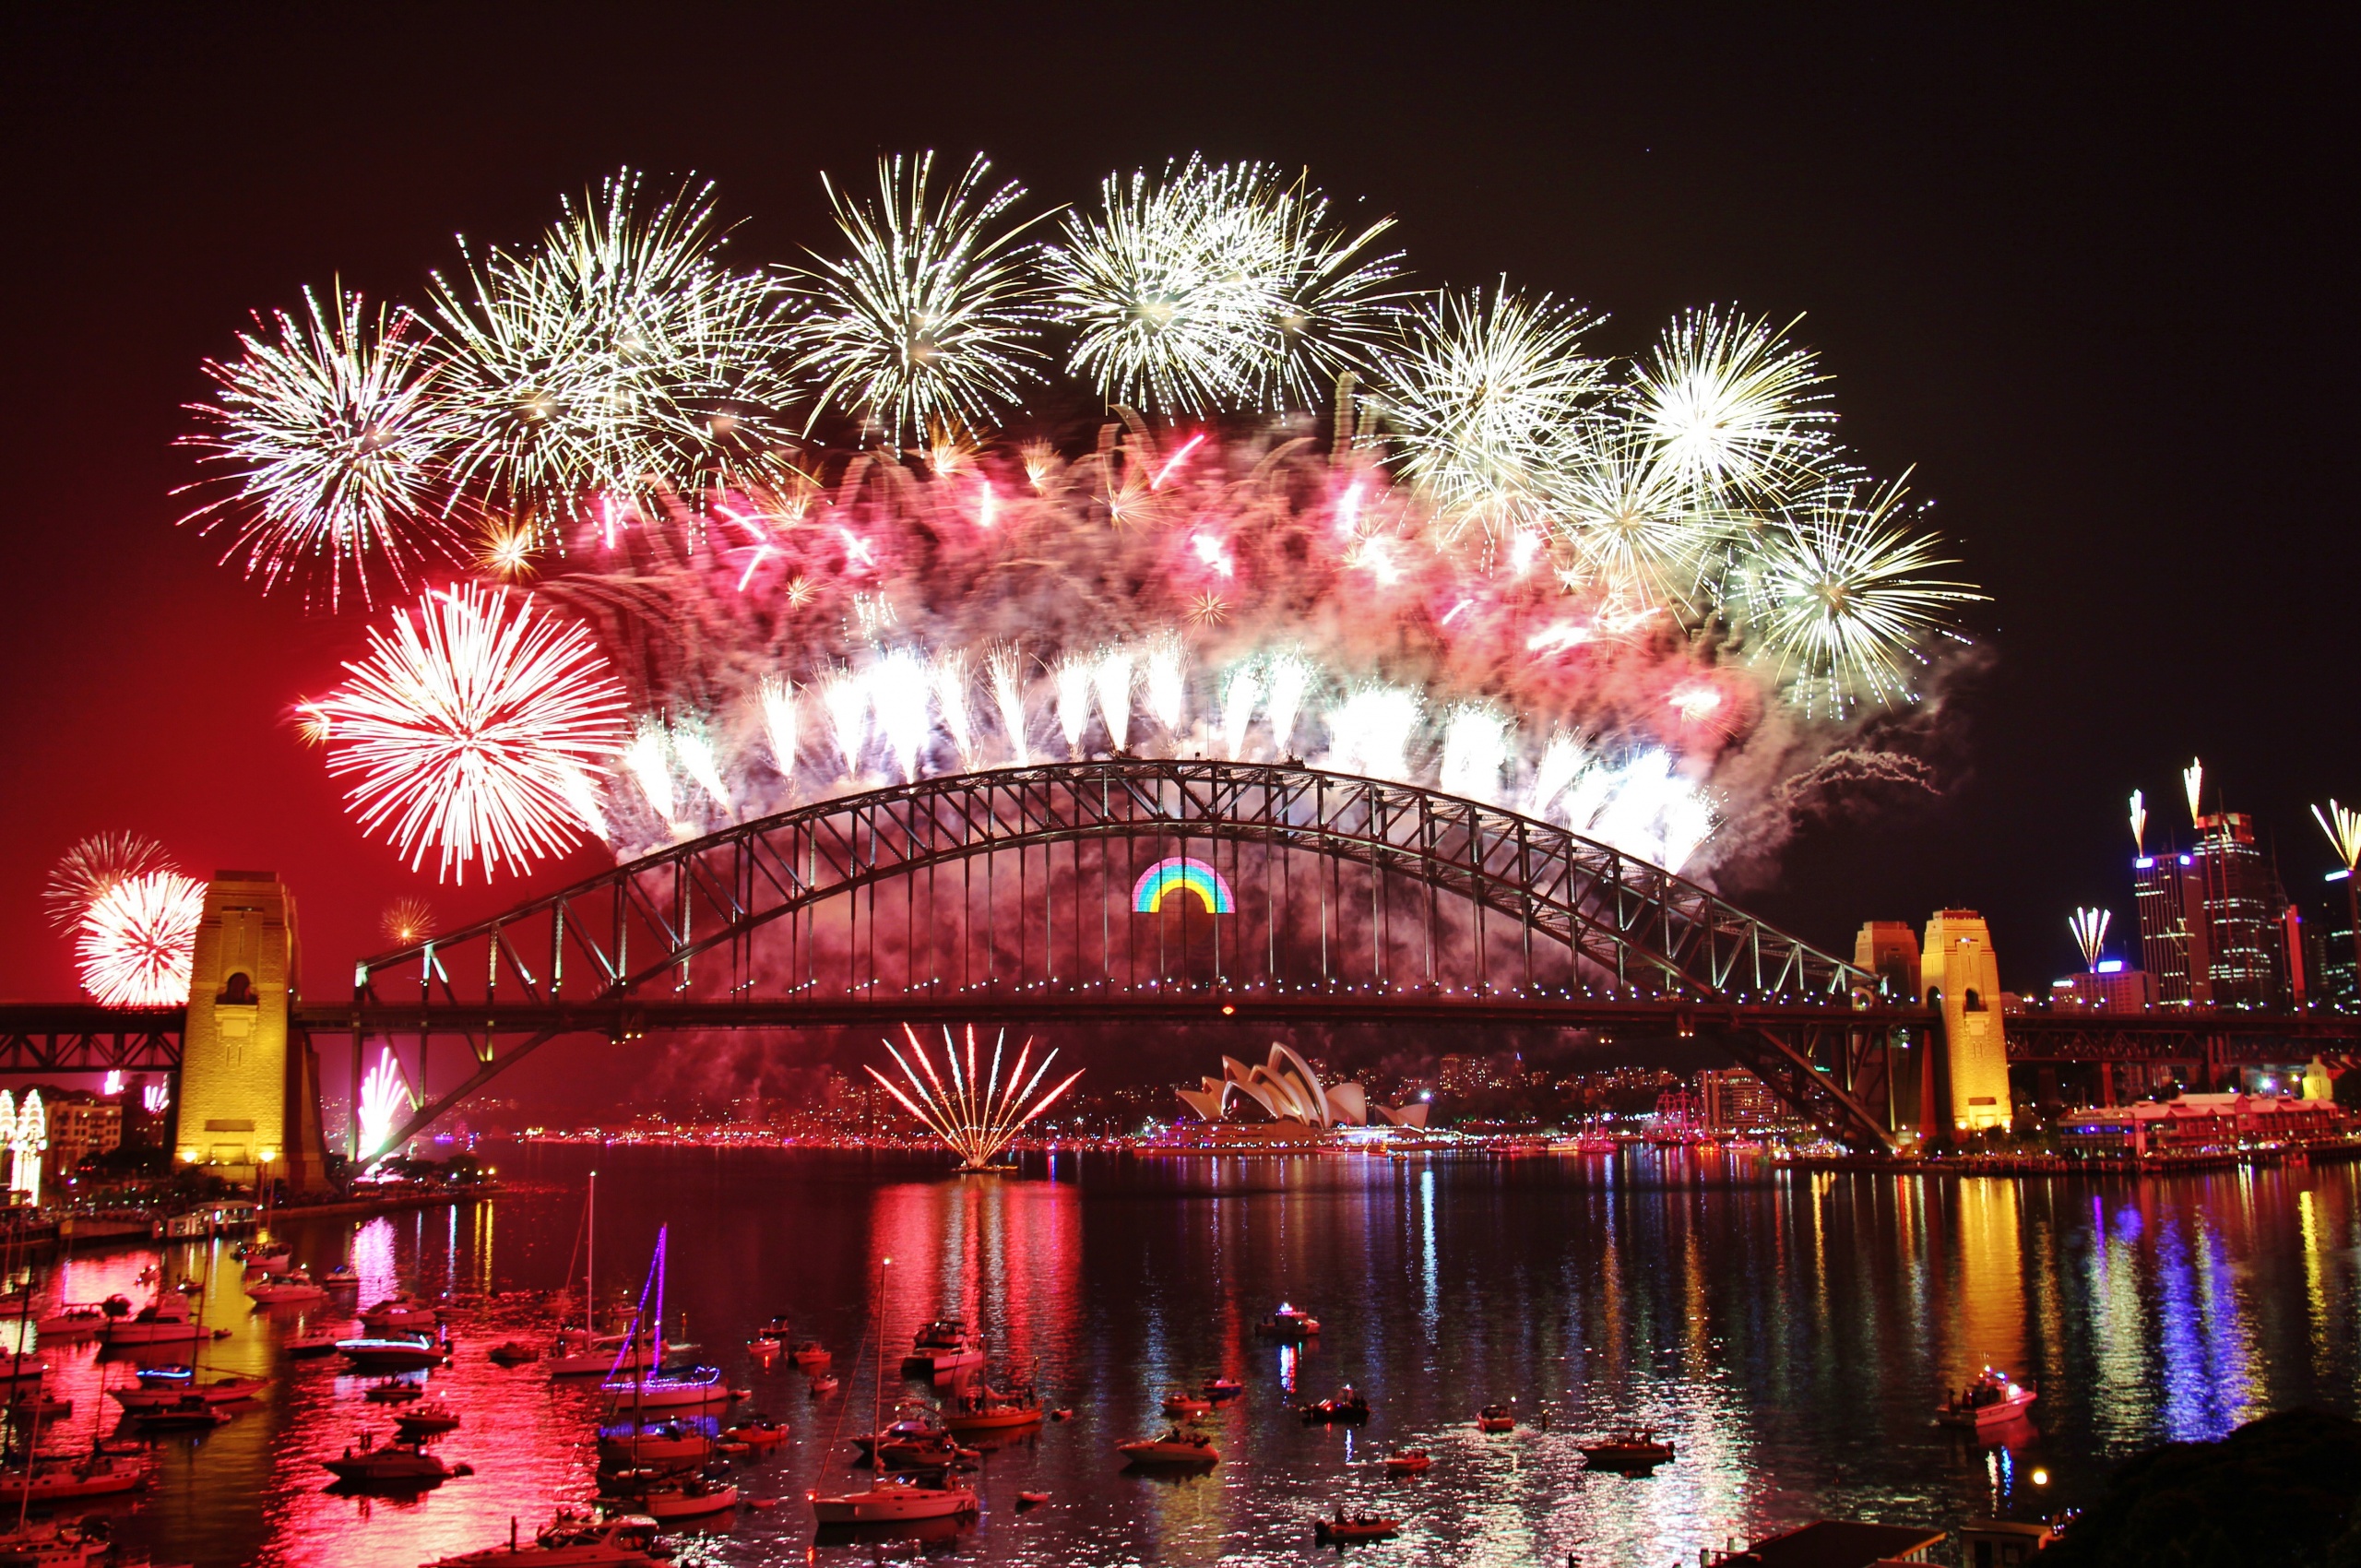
2190;812;2288;1007
2132;851;2210;1005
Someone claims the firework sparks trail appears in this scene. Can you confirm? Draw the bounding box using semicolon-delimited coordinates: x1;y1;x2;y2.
1220;663;1263;760
76;873;206;1007
1053;656;1094;758
2183;759;2205;824
625;719;677;825
1264;654;1312;762
2130;790;2147;854
356;1046;412;1160
759;676;798;778
670;713;730;808
986;644;1029;765
868;1024;1085;1170
198;156;1987;885
871;648;935;783
1144;636;1187;736
2315;800;2360;872
45;833;177;934
2070;907;2112;971
822;669;872;780
932;649;978;768
315;583;628;881
1439;706;1512;803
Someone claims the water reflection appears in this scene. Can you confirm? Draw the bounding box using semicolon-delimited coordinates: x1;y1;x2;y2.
5;1149;2345;1568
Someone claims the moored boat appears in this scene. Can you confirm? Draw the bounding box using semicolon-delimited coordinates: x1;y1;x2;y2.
1476;1403;1516;1433
422;1511;667;1565
32;1303;107;1339
597;1420;711;1467
808;1472;979;1524
1579;1427;1675;1468
600;1360;729;1414
246;1271;327;1306
901;1320;984;1377
1300;1386;1370;1424
943;1383;1043;1433
359;1294;440;1334
1162;1389;1213;1419
1254;1303;1321;1340
128;1394;231;1430
1315;1511;1402;1543
110;1373;265;1411
1118;1428;1219;1467
629;1477;738;1521
102;1296;205;1347
1200;1375;1243;1400
337;1331;445;1372
488;1339;540;1366
284;1326;344;1359
321;1433;472;1487
1380;1448;1432;1474
394;1403;460;1437
720;1418;789;1450
0;1454;145;1502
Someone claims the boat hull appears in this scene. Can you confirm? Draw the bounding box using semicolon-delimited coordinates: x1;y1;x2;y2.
810;1485;978;1523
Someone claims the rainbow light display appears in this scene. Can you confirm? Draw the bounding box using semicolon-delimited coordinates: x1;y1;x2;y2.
1133;856;1234;914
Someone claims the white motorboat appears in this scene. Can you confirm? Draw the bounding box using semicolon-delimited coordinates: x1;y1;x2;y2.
247;1270;328;1306
1936;1366;2039;1428
600;1362;729;1413
633;1477;738;1520
809;1472;979;1524
1161;1389;1213;1418
902;1319;987;1376
360;1294;441;1333
285;1326;345;1359
423;1513;668;1566
322;1263;361;1287
550;1327;660;1379
597;1420;712;1467
102;1296;206;1346
1118;1428;1220;1467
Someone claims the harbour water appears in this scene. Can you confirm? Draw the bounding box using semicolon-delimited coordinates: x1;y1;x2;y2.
28;1146;2361;1566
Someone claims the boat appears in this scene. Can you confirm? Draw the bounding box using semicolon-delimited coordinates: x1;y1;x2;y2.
600;1360;729;1414
233;1241;291;1273
853;1413;971;1471
808;1375;839;1398
365;1382;424;1404
32;1304;107;1339
721;1419;789;1450
1381;1449;1432;1474
746;1335;780;1358
808;1471;979;1524
489;1339;541;1366
1254;1303;1321;1340
902;1320;984;1377
1476;1403;1516;1433
394;1403;460;1437
5;1392;71;1421
597;1421;711;1467
360;1294;441;1334
110;1373;266;1411
1118;1428;1219;1467
133;1364;194;1387
0;1455;145;1502
1015;1491;1049;1507
943;1384;1043;1433
1579;1428;1675;1468
337;1332;446;1372
1162;1389;1213;1418
246;1271;327;1306
129;1395;231;1430
423;1511;668;1565
789;1339;831;1371
284;1326;344;1359
756;1313;794;1339
632;1477;739;1520
551;1327;659;1378
1936;1367;2038;1428
1300;1386;1370;1424
808;1255;983;1527
103;1296;206;1346
321;1264;360;1288
1201;1376;1243;1400
1315;1511;1402;1543
0;1519;110;1566
321;1433;472;1487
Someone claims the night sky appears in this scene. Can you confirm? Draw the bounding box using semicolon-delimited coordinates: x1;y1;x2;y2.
3;9;2353;1053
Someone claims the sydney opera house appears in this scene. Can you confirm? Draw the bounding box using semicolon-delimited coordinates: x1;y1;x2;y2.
1176;1045;1430;1131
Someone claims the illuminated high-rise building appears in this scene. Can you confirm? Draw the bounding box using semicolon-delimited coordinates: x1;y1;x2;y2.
2190;812;2288;1008
2132;851;2210;1004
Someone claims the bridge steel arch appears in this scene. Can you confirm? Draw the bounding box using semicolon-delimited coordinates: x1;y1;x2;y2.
338;759;1904;1153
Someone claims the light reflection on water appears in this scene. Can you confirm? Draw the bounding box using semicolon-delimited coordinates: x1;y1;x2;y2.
11;1146;2345;1568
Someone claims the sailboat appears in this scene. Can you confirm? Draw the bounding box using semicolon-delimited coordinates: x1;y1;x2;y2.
809;1256;979;1526
599;1228;727;1417
551;1173;660;1378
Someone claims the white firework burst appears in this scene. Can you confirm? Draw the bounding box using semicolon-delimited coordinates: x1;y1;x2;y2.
76;873;207;1007
1375;283;1610;533
1742;479;1985;713
868;1024;1084;1170
45;833;178;934
1632;307;1834;495
791;152;1051;445
182;287;464;608
315;583;630;881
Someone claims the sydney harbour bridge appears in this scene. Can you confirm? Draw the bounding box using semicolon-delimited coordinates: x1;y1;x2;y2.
1;760;2353;1180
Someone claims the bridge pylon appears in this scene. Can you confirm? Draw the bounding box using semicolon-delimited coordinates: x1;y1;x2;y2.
173;872;327;1193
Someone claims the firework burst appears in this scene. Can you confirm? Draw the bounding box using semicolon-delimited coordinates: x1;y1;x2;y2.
76;873;206;1007
2069;907;2111;970
1631;307;1834;495
380;897;436;945
45;833;177;934
868;1024;1084;1170
315;583;629;881
356;1045;412;1160
1743;479;1985;712
792;152;1051;445
2316;800;2360;873
182;287;464;608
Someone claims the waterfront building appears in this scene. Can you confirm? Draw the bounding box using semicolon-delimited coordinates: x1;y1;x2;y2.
1175;1045;1429;1129
2057;1091;2348;1156
1696;1067;1790;1134
42;1093;122;1184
